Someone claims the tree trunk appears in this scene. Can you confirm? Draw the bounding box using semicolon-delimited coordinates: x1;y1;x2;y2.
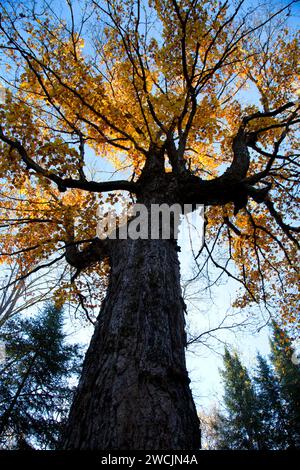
63;236;200;450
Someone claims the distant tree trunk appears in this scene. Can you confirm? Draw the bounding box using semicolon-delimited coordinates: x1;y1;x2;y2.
63;236;200;450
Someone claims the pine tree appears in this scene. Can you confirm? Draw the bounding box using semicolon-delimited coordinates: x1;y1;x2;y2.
215;349;265;450
254;354;288;449
212;326;300;450
0;303;82;449
269;324;300;448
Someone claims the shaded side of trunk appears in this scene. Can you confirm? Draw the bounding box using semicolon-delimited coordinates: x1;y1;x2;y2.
63;237;200;450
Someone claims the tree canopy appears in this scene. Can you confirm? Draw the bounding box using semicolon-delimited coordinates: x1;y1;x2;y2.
0;0;299;323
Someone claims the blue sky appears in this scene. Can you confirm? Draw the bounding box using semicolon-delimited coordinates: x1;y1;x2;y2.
179;213;272;410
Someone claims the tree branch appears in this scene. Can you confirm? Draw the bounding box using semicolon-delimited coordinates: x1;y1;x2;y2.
0;128;137;194
65;238;111;272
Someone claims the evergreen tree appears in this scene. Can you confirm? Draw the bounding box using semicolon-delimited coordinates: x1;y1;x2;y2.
269;324;300;448
215;349;265;450
212;326;300;450
254;354;288;449
0;303;82;449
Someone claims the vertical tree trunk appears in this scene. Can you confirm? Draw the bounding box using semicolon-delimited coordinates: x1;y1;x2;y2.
63;237;200;450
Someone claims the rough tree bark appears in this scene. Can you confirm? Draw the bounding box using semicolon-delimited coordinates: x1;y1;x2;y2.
63;236;200;449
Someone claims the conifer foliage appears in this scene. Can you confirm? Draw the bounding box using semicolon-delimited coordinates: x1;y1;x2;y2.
0;303;82;449
213;325;300;449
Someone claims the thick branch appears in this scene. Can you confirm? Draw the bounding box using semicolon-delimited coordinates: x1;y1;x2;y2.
180;125;251;206
0;128;136;194
243;101;296;124
65;238;111;272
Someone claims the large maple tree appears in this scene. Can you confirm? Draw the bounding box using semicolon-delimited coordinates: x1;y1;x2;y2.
0;0;299;450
